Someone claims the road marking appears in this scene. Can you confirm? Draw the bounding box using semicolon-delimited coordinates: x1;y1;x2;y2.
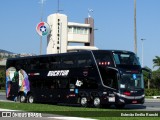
0;108;19;111
47;117;97;120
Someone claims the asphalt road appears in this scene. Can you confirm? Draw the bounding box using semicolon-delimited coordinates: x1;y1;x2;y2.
0;92;160;120
0;92;160;111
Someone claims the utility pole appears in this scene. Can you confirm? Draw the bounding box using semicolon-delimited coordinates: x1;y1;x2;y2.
134;0;137;55
141;39;146;67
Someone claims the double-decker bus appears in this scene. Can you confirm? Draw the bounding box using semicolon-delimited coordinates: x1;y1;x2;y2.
6;50;147;108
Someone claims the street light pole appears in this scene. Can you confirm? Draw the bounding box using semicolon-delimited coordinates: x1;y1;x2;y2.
141;39;146;67
134;0;137;55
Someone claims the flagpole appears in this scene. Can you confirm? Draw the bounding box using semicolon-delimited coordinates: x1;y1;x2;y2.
40;0;45;55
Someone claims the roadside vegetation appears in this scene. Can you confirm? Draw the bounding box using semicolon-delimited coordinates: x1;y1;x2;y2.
143;56;160;96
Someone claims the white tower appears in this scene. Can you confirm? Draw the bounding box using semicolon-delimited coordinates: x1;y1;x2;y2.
47;13;68;54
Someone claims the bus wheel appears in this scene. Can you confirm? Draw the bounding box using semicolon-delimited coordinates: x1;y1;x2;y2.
28;94;34;103
93;97;101;108
80;97;87;107
20;94;26;103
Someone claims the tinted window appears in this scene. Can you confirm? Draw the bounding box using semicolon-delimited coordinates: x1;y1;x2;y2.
62;55;75;68
39;57;50;69
113;52;140;65
57;79;69;89
101;69;118;89
77;53;93;67
30;58;40;70
93;51;114;67
49;56;61;69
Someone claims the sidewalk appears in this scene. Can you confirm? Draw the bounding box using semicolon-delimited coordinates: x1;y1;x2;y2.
145;98;160;102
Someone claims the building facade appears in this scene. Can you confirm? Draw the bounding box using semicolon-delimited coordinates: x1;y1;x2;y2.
47;13;97;54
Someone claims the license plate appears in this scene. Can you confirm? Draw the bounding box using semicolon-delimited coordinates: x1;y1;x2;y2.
132;100;137;104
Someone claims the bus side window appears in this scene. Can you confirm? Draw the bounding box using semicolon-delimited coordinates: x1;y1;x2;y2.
44;79;56;89
69;84;75;89
38;57;50;70
30;59;40;70
57;79;69;89
94;52;114;67
83;78;98;89
62;55;75;68
77;54;93;68
39;63;49;69
63;59;74;68
50;57;61;69
16;60;28;70
78;59;86;67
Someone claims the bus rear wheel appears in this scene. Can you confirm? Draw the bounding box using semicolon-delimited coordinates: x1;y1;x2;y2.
80;97;87;107
28;94;34;103
93;97;101;108
20;94;26;103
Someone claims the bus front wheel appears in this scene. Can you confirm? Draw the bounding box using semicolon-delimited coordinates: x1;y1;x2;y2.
80;97;87;107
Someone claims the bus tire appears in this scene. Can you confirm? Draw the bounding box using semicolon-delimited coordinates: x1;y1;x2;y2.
80;97;87;107
28;94;34;103
93;97;101;108
20;94;26;103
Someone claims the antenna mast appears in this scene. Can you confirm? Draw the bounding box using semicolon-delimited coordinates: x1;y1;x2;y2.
57;0;63;13
58;0;60;13
40;0;46;21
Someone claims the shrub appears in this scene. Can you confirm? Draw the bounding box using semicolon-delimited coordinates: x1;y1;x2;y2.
145;89;160;96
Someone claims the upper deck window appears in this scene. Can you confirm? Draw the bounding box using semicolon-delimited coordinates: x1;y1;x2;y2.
93;51;114;67
113;52;140;66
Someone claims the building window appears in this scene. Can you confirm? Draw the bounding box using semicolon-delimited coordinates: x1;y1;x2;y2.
73;27;77;34
68;26;89;34
84;28;88;34
77;27;81;34
69;27;89;35
68;27;73;33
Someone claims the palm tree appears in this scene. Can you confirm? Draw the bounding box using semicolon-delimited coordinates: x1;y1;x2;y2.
153;56;160;69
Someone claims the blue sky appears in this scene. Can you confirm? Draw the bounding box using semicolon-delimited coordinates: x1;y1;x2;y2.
0;0;160;70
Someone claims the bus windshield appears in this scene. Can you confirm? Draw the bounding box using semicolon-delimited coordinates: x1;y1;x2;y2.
113;52;140;66
120;74;144;89
113;52;144;89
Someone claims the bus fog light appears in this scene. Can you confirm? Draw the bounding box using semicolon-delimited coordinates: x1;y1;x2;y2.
103;92;107;94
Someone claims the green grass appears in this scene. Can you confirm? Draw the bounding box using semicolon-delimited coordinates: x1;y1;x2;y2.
0;101;106;111
0;102;159;120
0;89;5;92
95;118;160;120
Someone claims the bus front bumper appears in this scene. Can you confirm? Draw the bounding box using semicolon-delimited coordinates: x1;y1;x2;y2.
116;93;145;105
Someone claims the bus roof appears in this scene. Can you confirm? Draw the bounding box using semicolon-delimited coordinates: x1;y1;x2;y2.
7;50;135;61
